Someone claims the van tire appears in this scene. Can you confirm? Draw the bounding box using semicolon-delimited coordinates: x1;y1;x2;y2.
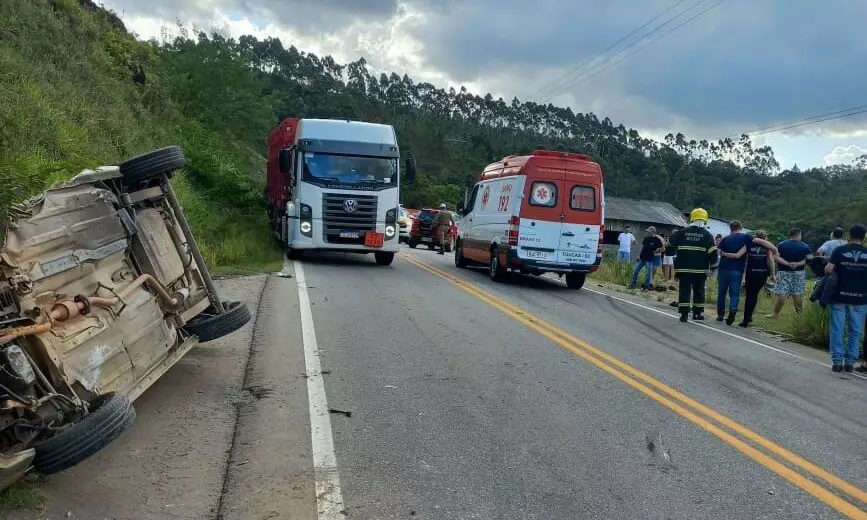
489;246;506;282
375;252;395;266
455;241;467;268
33;392;135;475
119;146;186;186
565;272;586;290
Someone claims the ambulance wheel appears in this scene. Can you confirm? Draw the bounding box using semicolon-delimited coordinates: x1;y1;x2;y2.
565;272;586;290
455;241;467;268
489;247;506;282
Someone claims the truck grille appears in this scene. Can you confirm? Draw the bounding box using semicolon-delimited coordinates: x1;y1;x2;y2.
322;193;378;244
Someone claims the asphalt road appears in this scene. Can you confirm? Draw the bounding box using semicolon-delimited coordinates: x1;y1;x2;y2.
5;246;866;519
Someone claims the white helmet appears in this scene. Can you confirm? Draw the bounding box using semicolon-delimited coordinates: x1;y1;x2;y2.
439;203;447;210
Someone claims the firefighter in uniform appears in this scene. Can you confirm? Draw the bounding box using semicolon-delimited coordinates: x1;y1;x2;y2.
669;208;718;322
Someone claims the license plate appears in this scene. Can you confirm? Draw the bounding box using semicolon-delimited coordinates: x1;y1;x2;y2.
364;232;385;248
421;237;433;242
340;230;360;239
524;249;549;260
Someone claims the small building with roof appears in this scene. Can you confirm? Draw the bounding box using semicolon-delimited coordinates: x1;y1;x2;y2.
603;196;689;257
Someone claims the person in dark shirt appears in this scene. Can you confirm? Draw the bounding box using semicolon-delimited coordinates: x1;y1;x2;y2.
739;229;776;327
769;228;811;319
825;224;867;372
715;221;778;325
629;226;663;290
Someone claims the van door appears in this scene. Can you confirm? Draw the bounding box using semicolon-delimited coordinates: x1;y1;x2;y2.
516;178;564;263
557;183;601;265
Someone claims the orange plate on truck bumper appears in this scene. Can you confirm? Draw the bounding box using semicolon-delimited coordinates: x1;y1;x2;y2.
365;231;385;248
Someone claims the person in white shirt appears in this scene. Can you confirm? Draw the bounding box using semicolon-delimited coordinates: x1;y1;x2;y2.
817;227;846;259
617;227;636;262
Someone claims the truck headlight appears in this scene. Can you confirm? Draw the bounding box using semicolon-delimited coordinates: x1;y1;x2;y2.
385;225;396;238
385;208;396;224
295;203;313;237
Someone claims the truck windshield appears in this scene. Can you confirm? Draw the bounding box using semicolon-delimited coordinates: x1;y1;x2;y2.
302;152;397;187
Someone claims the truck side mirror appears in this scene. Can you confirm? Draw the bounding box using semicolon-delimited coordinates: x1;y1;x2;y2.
404;156;417;182
278;149;292;174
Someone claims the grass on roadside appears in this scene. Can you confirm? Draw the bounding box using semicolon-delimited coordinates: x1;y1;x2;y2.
590;258;830;349
0;474;45;510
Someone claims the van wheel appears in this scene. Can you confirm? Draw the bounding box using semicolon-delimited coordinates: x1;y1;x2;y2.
565;272;586;290
375;252;395;266
489;247;506;282
455;241;467;268
33;393;135;475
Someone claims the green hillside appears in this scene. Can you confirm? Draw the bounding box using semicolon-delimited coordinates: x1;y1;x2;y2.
1;0;865;268
0;0;281;273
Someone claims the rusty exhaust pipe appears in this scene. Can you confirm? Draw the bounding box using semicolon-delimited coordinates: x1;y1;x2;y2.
0;274;182;345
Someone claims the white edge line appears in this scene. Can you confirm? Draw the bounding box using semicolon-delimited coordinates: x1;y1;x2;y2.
584;286;867;382
293;260;346;518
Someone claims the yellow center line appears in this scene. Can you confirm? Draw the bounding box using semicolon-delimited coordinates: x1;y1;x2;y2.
399;253;867;519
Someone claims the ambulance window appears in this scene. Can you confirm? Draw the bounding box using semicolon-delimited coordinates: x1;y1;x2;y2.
570;186;595;211
529;182;557;207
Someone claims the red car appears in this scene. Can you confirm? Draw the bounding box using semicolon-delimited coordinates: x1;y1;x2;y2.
407;208;459;251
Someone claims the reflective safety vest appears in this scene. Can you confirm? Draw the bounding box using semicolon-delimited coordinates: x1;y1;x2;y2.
669;225;717;274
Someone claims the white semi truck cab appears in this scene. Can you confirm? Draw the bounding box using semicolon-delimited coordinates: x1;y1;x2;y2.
266;118;416;266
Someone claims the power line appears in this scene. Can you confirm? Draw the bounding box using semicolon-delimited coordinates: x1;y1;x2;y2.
714;104;867;140
542;0;727;103
530;0;694;102
748;107;867;137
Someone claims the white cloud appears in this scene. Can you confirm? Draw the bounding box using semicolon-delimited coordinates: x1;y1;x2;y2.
823;144;867;167
103;0;867;168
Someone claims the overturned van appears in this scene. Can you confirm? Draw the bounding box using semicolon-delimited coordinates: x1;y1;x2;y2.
454;149;605;289
0;147;250;490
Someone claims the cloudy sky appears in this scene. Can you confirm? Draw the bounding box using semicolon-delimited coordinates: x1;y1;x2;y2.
101;0;867;169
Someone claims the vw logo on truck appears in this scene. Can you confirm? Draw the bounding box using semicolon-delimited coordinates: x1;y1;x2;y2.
343;199;359;213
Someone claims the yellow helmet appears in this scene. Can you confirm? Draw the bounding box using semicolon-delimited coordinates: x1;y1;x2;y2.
690;207;709;223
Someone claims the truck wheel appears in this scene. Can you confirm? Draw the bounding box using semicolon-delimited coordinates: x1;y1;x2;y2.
286;247;302;260
119;146;186;187
33;393;136;475
489;246;506;282
182;301;251;343
565;272;586;290
375;252;395;266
